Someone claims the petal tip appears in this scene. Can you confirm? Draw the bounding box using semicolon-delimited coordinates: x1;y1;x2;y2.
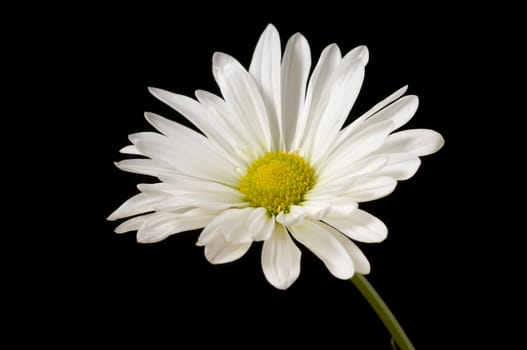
264;23;278;32
147;86;160;95
212;51;233;69
354;45;369;65
148;86;170;102
436;133;446;152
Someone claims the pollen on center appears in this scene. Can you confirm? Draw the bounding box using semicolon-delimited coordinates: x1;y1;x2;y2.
239;152;315;216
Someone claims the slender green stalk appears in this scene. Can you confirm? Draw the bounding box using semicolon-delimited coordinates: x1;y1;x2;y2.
351;274;415;350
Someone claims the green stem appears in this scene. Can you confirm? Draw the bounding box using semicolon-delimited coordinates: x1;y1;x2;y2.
351;274;415;350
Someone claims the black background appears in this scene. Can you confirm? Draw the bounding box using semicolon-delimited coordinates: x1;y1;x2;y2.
13;4;517;349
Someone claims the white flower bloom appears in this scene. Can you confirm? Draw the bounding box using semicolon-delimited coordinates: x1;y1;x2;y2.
108;24;444;290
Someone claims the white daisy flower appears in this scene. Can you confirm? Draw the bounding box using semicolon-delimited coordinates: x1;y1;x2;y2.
108;24;444;290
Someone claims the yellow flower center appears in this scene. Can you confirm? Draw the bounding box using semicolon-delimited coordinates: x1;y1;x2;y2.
239;152;315;216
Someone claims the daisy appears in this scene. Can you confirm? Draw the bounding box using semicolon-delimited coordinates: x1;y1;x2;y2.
108;24;444;290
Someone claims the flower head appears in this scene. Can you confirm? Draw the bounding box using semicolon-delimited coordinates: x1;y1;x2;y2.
108;24;444;289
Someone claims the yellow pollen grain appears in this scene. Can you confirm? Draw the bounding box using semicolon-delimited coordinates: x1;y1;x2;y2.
239;152;315;216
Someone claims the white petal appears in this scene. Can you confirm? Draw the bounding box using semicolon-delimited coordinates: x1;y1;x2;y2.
197;208;254;245
372;153;421;181
261;224;301;290
138;179;242;198
204;234;252;264
114;213;154;233
247;207;275;241
304;183;351;202
317;155;388;186
326;198;358;217
143;111;238;165
154;194;246;212
348;95;419;139
359;85;408;120
344;45;369;66
140;180;246;211
107;193;162;221
130;132;238;186
301;201;331;220
289;220;354;279
319;120;394;175
293;44;342;150
249;24;282;150
212;52;272;151
144;111;199;141
195;89;261;157
332;86;408;150
380;129;445;156
344;155;389;178
276;205;305;226
119;145;141;155
308;53;366;163
323;225;370;274
148;87;239;156
343;176;397;202
220;208;255;244
281;33;311;150
364;95;418;131
114;159;175;179
137;210;213;244
306;179;353;199
324;209;387;243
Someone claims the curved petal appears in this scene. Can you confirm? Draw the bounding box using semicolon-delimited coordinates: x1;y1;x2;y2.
153;194;246;212
276;205;305;226
119;145;141;155
342;155;389;178
281;33;311;150
326;198;358;217
137;210;214;244
213;52;272;151
195;89;261;159
316;155;388;186
365;95;418;130
261;224;301;290
247;207;275;241
350;95;419;138
144;111;202;141
114;158;175;179
344;45;369;66
293;43;341;150
332;86;408;151
197;208;255;245
379;129;445;156
138;179;242;198
308;52;366;163
323;224;370;274
249;24;282;150
107;192;162;221
140;180;247;211
301;201;331;220
372;153;421;180
360;85;408;120
324;209;387;243
143;112;239;167
289;220;354;279
343;176;397;202
148;87;239;156
204;234;252;264
318;120;394;176
114;213;154;233
130;132;238;186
